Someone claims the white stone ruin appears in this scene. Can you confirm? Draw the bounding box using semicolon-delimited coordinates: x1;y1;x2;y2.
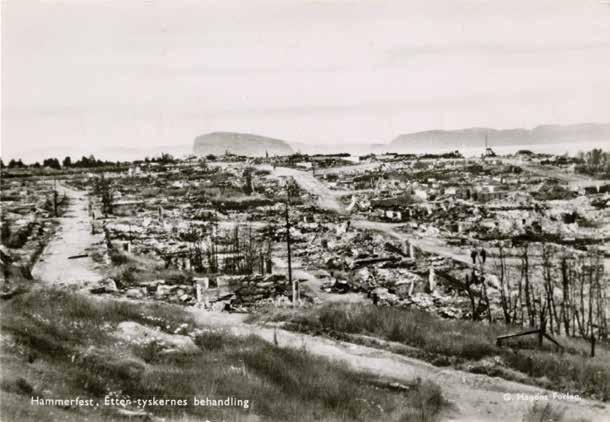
428;266;436;292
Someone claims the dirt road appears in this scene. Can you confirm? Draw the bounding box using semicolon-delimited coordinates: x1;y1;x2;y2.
266;166;345;212
265;166;477;267
32;184;103;285
351;219;477;266
32;184;608;421
191;311;608;422
314;162;382;176
503;158;600;189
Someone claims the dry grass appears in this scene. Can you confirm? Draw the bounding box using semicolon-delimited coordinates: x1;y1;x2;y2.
0;289;448;421
522;403;565;422
522;402;592;422
107;248;195;288
251;303;610;402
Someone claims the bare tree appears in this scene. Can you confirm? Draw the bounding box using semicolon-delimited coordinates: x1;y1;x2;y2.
520;243;535;327
559;253;573;336
477;247;492;323
495;241;513;324
574;254;587;338
541;243;559;335
95;174;114;217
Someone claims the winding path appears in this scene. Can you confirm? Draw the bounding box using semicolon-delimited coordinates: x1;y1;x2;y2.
32;180;608;422
192;310;609;422
265;165;345;212
32;183;103;285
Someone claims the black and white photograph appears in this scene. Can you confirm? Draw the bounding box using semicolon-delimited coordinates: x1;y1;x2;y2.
1;1;609;421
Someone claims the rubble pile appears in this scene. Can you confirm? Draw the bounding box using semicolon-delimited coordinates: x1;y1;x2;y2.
300;225;472;318
90;272;294;311
231;274;292;308
1;178;67;270
369;288;463;319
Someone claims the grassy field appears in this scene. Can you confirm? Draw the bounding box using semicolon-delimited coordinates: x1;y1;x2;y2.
251;303;610;402
0;289;448;422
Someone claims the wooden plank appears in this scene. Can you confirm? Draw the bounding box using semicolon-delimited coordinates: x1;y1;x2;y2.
496;329;540;343
543;333;564;351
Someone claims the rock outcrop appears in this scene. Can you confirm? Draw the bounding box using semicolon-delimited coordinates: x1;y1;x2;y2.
193;132;294;157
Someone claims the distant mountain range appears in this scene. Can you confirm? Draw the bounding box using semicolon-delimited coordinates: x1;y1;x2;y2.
193;132;294;157
192;124;609;156
5;123;609;162
387;123;610;153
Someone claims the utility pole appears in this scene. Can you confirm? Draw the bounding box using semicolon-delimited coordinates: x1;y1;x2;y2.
285;198;294;306
285;182;295;306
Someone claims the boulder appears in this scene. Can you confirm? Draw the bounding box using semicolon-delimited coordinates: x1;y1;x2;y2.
114;321;200;354
410;293;434;309
211;301;229;312
333;278;350;293
325;257;343;270
101;278;119;293
371;287;388;297
155;284;176;298
439;307;462;319
176;284;194;293
394;282;412;298
354;268;372;284
485;274;500;290
90;278;118;294
138;279;165;291
371;287;399;305
193;277;209;290
125;288;146;299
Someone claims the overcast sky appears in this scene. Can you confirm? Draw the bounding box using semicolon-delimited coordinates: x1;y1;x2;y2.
2;0;610;159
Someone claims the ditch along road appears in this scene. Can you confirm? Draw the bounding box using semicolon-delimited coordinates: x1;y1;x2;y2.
32;183;608;422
